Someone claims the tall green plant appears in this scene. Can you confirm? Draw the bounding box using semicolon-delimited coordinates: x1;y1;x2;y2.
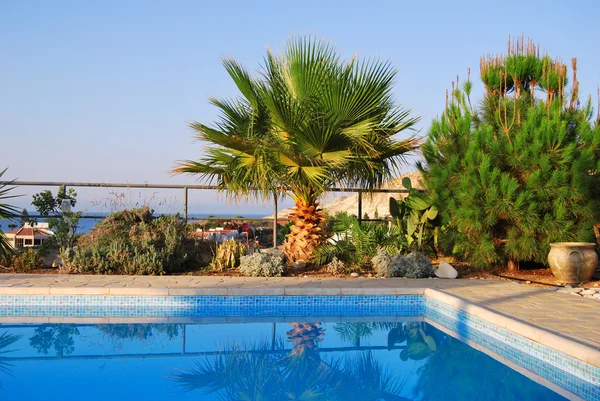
419;36;600;269
0;169;19;260
174;37;419;264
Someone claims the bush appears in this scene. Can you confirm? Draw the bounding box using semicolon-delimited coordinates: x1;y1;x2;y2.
371;248;434;278
239;252;284;277
314;213;405;268
325;256;346;275
61;207;207;275
419;37;600;269
404;251;435;278
12;248;43;272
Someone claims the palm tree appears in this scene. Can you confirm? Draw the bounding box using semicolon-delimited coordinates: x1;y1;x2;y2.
0;169;19;261
174;37;419;263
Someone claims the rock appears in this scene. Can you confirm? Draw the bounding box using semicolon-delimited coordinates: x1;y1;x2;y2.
573;287;584;293
557;288;573;293
581;289;597;295
51;256;64;268
435;261;458;279
593;294;600;299
564;285;573;289
525;280;531;284
584;295;595;298
569;292;582;297
350;272;360;278
292;260;307;271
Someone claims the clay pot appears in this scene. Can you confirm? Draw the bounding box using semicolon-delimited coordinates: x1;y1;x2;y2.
548;242;598;284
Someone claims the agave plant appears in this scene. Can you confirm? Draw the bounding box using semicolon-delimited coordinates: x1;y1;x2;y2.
174;37;419;264
0;169;19;261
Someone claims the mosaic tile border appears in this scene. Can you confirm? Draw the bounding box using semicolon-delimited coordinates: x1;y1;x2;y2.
0;295;424;318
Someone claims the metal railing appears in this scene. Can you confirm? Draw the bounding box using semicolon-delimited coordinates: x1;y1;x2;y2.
2;180;409;247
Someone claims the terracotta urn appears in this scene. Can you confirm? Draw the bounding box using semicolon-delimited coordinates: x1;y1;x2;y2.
548;242;598;284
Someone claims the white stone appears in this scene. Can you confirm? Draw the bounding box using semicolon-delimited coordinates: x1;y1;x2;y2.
557;288;573;293
593;294;600;299
581;289;597;295
572;287;584;293
435;261;458;279
584;295;594;298
350;272;360;278
564;285;573;289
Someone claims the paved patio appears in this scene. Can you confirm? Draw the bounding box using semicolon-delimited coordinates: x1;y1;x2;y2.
0;274;599;366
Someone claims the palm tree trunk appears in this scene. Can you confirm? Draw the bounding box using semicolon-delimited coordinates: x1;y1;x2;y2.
283;199;326;264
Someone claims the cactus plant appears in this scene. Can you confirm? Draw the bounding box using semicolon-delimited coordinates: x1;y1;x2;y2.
389;178;442;255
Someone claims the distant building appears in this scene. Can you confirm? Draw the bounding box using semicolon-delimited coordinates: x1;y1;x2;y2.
4;223;54;249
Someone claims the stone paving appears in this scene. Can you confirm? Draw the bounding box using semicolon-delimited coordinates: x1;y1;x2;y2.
0;274;599;363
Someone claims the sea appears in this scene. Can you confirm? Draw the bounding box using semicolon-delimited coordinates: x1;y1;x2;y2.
0;213;266;235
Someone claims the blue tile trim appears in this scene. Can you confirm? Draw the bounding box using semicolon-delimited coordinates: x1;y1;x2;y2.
0;295;424;318
425;297;600;401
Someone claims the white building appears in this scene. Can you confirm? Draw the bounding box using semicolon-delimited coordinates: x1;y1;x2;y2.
4;223;54;249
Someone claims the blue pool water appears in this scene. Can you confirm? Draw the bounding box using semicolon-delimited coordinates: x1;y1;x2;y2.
0;295;597;400
0;320;566;400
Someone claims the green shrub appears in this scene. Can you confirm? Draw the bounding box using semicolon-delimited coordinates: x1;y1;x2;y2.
211;239;247;271
239;253;284;277
419;37;600;269
371;248;434;278
314;213;405;268
12;248;42;272
61;207;207;275
404;251;435;278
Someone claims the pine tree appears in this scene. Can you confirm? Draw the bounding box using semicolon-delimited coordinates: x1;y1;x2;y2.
419;36;600;270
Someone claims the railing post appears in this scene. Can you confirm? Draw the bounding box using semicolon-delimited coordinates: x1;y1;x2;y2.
358;190;363;225
183;187;188;224
273;191;278;248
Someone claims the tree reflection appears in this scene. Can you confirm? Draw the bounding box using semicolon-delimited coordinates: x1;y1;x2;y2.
0;332;21;389
334;321;438;361
96;324;179;341
333;322;395;347
170;322;410;401
29;324;79;357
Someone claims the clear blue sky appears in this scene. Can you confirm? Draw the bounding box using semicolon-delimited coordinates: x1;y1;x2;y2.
2;0;599;215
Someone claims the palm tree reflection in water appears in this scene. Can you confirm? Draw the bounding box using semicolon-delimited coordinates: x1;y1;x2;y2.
171;321;411;401
0;332;21;389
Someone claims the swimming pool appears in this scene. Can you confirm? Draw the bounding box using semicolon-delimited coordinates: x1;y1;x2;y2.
0;294;597;400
